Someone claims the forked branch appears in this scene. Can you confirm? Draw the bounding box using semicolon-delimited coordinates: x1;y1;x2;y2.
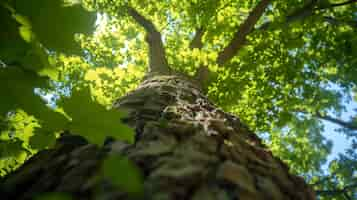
189;28;205;49
190;28;210;86
216;0;270;65
126;7;170;74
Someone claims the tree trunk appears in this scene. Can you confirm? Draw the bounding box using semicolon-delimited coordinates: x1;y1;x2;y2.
0;74;315;200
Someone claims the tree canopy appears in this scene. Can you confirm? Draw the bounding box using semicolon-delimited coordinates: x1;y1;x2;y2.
0;0;356;199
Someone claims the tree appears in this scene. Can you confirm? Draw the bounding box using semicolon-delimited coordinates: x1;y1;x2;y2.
0;0;356;199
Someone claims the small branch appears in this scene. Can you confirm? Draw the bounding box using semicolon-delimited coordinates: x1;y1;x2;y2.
294;109;357;131
343;193;352;200
319;0;357;9
315;112;357;131
323;16;357;29
189;28;205;49
310;173;337;186
315;183;357;197
126;7;170;74
259;0;318;30
216;0;270;65
259;0;357;31
315;189;346;196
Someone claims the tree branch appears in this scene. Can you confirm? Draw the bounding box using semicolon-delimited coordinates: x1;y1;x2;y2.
310;173;337;187
189;28;205;49
311;175;355;200
126;7;170;74
319;0;357;9
258;0;318;30
315;112;357;131
216;0;270;66
294;109;357;131
190;28;210;88
323;16;357;29
343;193;352;200
315;182;357;197
259;0;357;31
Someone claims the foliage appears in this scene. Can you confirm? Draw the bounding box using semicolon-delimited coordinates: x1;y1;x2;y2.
34;192;72;200
0;0;134;175
1;0;357;199
101;154;143;195
58;88;134;144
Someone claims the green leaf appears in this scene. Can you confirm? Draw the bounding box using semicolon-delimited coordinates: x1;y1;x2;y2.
12;14;31;27
0;5;30;64
285;38;304;49
0;67;69;132
29;128;57;150
0;139;26;159
0;5;57;78
0;67;48;115
34;192;72;200
317;0;331;8
59;88;134;145
19;43;59;79
14;0;96;54
102;154;143;195
18;25;32;42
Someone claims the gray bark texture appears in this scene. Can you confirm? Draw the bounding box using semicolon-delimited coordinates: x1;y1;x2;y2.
0;74;315;200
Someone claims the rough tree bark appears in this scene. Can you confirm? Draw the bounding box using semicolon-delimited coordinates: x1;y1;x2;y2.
0;2;317;200
0;74;314;200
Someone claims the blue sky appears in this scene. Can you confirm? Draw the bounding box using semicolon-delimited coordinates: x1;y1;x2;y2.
321;92;356;170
